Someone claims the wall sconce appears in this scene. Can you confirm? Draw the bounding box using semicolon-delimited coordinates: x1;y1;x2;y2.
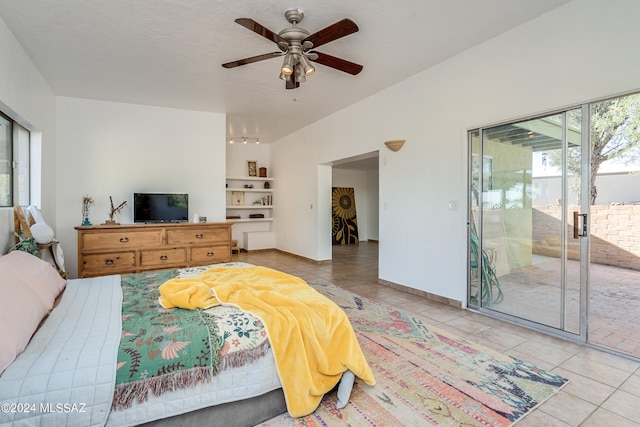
384;139;406;152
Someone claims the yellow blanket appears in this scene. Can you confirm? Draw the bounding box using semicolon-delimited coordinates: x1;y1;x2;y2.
158;266;375;417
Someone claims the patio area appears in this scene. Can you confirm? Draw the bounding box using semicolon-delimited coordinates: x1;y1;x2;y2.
484;257;640;359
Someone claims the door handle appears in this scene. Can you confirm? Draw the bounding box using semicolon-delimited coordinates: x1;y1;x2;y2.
573;212;587;238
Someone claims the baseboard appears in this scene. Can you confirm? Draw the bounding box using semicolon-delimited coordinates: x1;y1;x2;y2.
378;278;462;308
273;248;332;264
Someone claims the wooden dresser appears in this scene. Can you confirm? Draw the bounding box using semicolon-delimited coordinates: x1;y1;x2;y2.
75;222;232;278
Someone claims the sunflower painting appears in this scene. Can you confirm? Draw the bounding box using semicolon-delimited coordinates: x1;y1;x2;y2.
332;187;359;245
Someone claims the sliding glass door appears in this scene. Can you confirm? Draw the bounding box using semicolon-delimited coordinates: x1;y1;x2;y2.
586;94;640;358
470;93;640;359
469;108;587;337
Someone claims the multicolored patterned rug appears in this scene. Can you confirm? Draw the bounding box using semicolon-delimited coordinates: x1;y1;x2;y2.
260;282;568;426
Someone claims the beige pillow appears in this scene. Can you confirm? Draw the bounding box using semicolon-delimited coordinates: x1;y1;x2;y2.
0;251;66;375
1;251;66;310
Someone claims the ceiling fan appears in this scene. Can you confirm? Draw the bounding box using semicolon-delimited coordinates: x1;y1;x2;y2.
222;8;363;89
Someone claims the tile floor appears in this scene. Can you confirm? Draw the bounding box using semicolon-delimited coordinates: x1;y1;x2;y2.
483;256;640;358
234;242;640;426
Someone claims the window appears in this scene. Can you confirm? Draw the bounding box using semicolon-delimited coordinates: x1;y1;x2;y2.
0;111;30;207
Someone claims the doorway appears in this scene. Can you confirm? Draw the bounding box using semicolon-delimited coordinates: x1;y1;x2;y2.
331;152;380;244
468;108;585;339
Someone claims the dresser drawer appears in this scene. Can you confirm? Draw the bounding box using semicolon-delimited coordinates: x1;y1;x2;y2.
82;230;163;251
82;252;136;272
167;227;230;245
140;248;186;267
190;245;231;264
76;223;231;278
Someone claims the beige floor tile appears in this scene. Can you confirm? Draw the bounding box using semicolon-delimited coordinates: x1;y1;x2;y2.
443;316;493;334
414;305;462;323
578;347;640;373
601;389;640;421
620;372;640;397
515;410;572;426
552;367;615;405
537;391;596;426
560;353;632;388
512;339;576;366
473;325;530;349
580;408;640;427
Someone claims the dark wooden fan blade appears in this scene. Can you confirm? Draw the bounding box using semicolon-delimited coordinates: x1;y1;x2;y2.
235;18;287;45
303;19;359;49
309;51;363;75
222;52;283;69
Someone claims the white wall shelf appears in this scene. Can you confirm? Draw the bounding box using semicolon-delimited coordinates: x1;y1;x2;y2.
226;175;274;248
226;188;274;193
226;176;274;181
226;218;274;223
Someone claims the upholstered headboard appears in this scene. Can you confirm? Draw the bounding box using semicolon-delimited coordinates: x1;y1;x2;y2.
0;207;15;254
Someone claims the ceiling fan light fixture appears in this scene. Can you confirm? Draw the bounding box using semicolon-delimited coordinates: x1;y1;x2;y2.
299;55;315;76
294;64;306;82
223;12;362;90
281;54;294;75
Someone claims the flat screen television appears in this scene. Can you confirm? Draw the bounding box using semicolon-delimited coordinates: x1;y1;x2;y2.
134;193;189;223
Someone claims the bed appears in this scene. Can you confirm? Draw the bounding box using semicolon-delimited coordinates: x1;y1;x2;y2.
0;251;374;426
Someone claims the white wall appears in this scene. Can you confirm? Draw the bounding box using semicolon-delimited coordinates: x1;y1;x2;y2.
55;97;226;277
271;0;640;304
226;142;270;178
0;13;56;250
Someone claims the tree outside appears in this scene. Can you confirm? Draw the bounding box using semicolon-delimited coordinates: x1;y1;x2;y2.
549;93;640;205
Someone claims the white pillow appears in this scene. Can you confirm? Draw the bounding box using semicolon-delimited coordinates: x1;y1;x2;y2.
27;205;46;224
30;222;55;244
336;370;355;409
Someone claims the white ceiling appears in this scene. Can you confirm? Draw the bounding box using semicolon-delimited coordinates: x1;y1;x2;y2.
0;0;571;144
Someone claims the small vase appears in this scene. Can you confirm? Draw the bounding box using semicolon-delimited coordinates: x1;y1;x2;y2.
81;210;92;226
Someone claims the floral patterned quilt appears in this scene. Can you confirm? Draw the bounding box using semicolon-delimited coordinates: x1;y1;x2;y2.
113;263;270;410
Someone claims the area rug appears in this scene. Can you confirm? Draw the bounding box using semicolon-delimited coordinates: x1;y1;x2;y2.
259;282;568;426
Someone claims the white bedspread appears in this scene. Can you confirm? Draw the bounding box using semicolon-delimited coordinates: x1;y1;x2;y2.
0;275;122;427
0;270;284;427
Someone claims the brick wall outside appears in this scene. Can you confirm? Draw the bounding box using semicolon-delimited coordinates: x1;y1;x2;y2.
532;205;640;271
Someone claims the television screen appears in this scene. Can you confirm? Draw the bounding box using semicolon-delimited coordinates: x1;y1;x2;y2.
134;193;189;223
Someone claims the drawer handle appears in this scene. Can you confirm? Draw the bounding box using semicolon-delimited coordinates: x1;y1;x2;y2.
119;237;129;243
160;255;168;260
207;251;215;257
105;259;114;265
195;233;204;239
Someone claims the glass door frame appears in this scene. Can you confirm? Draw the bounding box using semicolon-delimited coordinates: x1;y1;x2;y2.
467;105;591;345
